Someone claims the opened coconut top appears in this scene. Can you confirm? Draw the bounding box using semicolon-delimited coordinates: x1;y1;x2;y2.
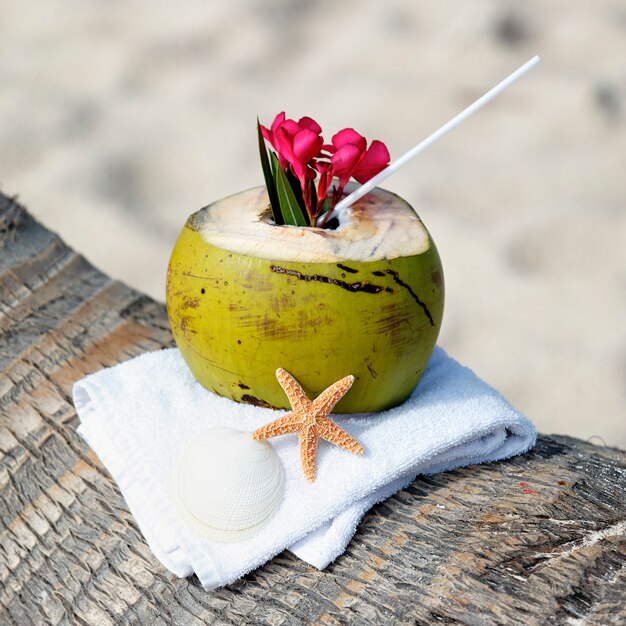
189;183;431;263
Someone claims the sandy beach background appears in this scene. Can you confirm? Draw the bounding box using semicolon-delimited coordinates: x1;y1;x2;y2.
1;1;624;447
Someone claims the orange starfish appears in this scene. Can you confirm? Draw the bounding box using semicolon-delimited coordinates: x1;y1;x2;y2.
252;369;365;482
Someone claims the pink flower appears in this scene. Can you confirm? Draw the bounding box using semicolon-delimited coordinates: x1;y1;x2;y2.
314;160;333;206
260;113;391;225
261;112;323;183
329;128;390;188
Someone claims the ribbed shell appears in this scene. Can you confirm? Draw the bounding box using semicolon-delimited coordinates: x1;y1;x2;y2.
172;427;285;542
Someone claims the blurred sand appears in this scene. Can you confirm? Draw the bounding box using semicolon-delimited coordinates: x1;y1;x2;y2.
1;0;624;447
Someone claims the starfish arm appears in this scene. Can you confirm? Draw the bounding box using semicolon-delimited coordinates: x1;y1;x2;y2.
252;412;302;440
317;416;364;455
312;374;355;416
276;368;311;414
299;427;319;482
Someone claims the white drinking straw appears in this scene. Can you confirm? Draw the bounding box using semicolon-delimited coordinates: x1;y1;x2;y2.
317;55;540;226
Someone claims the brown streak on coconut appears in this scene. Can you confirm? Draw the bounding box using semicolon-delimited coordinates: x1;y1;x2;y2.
365;358;378;379
237;313;303;341
384;269;435;326
376;308;420;352
240;394;279;409
376;305;413;334
228;303;249;312
270;265;385;295
179;317;197;334
181;296;200;309
431;269;443;288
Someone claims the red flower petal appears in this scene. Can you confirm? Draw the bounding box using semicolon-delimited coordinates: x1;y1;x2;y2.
331;143;363;188
270;112;286;136
275;127;297;166
313;158;331;172
332;128;366;151
352;140;390;183
280;119;301;138
316;162;333;205
304;164;318;181
298;116;322;135
293;128;323;167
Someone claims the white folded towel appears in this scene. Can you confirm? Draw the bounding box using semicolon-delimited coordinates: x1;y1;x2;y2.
73;347;535;589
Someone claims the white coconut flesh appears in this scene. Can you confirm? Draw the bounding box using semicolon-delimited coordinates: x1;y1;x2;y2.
189;182;431;263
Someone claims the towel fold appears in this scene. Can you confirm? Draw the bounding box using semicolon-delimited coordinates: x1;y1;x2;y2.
73;347;535;589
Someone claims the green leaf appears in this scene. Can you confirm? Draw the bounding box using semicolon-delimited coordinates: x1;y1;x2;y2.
320;196;330;216
257;118;282;225
285;166;304;210
270;152;309;227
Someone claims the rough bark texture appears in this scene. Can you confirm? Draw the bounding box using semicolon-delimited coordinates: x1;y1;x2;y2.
1;192;625;626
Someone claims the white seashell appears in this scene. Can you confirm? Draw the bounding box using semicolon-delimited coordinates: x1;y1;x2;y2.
171;427;285;542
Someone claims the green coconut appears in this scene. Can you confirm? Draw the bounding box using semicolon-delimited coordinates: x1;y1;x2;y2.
166;184;444;413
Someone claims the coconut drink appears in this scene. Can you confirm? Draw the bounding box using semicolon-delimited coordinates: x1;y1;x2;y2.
166;113;444;413
167;184;443;413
